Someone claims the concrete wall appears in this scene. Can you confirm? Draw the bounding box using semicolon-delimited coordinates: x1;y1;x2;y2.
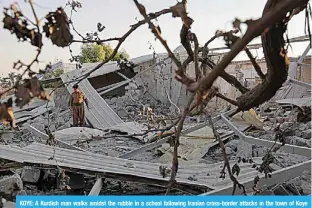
88;73;127;97
132;57;193;108
53;87;71;111
296;56;311;84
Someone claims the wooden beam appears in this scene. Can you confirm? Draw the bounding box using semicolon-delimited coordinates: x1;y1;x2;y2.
88;177;103;195
200;160;311;195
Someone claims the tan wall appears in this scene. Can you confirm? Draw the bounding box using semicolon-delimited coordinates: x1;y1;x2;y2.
296;56;311;84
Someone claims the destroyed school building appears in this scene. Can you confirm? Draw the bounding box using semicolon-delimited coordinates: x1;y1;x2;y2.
0;40;311;206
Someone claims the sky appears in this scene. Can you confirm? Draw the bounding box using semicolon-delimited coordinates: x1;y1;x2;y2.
0;0;310;76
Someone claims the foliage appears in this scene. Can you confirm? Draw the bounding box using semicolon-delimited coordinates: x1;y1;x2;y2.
79;43;129;63
42;68;65;88
79;44;105;63
43;7;73;47
43;68;65;79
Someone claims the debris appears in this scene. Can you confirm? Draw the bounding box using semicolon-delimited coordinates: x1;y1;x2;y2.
268;163;283;171
225;147;233;154
0;132;14;143
17;190;27;195
159;165;171;178
188;175;198;181
232;109;263;130
301;129;311;140
68;173;85;190
236;139;253;158
272;184;291;195
124;162;135;168
0;174;23;197
56;167;70;191
258;190;274;195
21;167;41;183
284;183;301;195
285;136;311;148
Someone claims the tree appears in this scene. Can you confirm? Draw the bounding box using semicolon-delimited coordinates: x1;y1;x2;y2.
79;43;129;63
79;44;105;63
43;68;65;79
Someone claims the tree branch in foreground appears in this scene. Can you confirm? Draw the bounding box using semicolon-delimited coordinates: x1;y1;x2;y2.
208;116;247;195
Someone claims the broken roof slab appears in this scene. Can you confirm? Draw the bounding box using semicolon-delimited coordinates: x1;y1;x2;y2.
78;53;167;79
0;142;263;191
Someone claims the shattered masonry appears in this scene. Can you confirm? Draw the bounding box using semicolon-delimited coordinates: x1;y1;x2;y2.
0;44;311;205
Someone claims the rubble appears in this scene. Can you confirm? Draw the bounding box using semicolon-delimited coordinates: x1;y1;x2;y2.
0;57;311;197
21;167;41;183
0;174;23;199
0;131;14;143
301;129;311;139
285;136;311;148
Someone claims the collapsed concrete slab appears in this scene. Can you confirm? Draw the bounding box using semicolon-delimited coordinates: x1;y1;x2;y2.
53;127;107;145
0;174;23;196
60;70;144;137
21;167;41;183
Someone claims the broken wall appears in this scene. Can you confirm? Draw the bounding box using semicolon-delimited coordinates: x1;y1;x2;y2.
89;73;126;97
296;56;311;83
133;57;193;108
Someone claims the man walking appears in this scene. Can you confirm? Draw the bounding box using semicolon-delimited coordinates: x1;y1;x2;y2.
69;84;89;127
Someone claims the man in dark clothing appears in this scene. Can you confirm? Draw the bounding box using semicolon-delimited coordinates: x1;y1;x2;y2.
68;84;89;127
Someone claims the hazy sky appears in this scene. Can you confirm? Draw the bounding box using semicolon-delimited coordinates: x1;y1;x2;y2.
0;0;310;76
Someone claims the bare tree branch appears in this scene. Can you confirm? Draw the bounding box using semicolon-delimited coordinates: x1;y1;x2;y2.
244;47;266;80
208;116;246;195
74;8;172;83
193;33;201;81
179;0;309;94
133;0;182;68
166;94;195;194
216;92;238;106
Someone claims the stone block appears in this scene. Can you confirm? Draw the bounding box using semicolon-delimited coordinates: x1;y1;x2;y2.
1;132;14;143
225;147;233;155
21;167;41;183
301;129;311;140
236;140;253;158
0;174;23;195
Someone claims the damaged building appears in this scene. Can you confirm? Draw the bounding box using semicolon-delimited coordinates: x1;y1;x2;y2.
0;38;311;206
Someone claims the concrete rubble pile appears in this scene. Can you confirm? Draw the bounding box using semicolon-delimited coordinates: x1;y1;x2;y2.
0;68;311;204
247;103;312;148
104;84;174;125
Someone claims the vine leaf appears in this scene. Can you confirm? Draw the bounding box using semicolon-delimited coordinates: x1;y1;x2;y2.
15;77;50;108
97;22;105;32
232;18;241;30
232;163;241;176
2;5;42;48
43;7;73;47
170;2;193;28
